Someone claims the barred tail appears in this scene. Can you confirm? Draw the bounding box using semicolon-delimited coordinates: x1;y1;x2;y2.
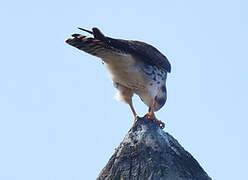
65;34;108;57
66;27;128;59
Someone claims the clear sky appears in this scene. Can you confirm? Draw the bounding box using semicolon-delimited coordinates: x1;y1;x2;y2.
0;0;247;179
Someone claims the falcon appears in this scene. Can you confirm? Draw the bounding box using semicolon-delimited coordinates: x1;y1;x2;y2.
66;27;171;128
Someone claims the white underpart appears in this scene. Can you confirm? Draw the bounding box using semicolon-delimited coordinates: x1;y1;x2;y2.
114;91;125;102
102;53;163;107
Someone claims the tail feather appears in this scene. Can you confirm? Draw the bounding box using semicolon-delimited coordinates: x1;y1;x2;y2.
92;27;106;41
65;32;108;57
77;27;106;41
66;27;127;58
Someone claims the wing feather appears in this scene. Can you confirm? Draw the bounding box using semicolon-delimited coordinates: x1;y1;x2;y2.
106;38;171;73
66;27;171;73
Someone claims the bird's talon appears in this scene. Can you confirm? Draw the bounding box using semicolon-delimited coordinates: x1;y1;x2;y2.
159;122;165;129
144;114;152;119
144;113;165;129
134;115;139;123
153;119;165;129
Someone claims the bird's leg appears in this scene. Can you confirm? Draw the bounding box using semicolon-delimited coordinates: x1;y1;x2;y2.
127;100;138;123
115;84;138;123
145;107;165;129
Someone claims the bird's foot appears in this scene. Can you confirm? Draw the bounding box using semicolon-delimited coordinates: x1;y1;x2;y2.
133;115;139;123
144;113;165;129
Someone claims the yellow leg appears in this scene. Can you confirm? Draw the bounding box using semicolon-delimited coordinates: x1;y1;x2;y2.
128;101;138;123
115;84;138;123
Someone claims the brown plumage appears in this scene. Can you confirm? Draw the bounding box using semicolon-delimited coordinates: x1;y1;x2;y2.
66;27;171;128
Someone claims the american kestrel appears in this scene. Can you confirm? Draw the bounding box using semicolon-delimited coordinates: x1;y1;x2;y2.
66;27;171;128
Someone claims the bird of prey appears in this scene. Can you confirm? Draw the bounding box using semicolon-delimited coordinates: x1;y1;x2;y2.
66;27;171;128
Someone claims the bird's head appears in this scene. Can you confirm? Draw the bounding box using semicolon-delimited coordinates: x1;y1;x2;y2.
154;85;167;112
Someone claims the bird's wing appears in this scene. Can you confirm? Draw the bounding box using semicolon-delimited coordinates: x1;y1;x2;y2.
106;38;171;73
66;27;171;73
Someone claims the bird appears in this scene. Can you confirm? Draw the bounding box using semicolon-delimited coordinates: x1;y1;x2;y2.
65;27;171;128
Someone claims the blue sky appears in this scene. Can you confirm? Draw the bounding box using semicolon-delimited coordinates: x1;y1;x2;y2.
0;0;247;179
